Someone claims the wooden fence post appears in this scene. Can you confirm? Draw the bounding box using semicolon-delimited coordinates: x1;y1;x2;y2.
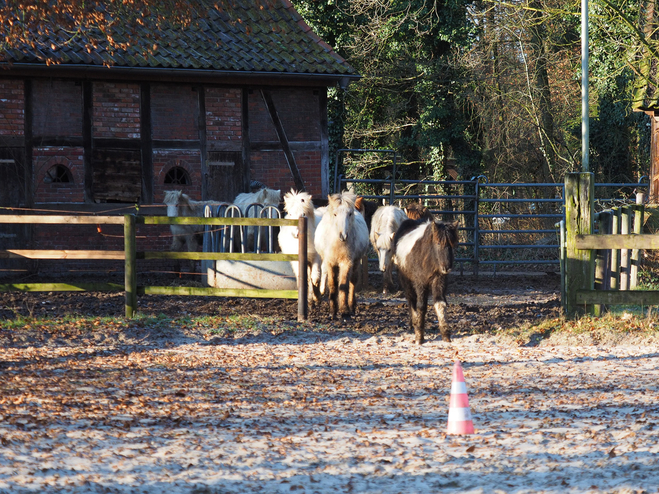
564;173;594;317
631;193;645;289
620;206;631;290
594;210;612;291
124;214;137;318
297;216;308;322
610;208;620;290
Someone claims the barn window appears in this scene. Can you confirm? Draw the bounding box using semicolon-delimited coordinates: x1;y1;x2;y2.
44;164;73;184
164;166;191;185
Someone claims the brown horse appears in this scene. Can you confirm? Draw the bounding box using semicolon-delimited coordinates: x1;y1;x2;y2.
404;201;434;222
394;219;458;344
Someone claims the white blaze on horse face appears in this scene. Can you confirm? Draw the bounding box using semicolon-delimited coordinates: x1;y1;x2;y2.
378;247;390;271
337;206;353;242
166;203;178;217
395;222;429;270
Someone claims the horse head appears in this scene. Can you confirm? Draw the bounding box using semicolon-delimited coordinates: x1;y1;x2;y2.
328;192;357;243
431;220;459;274
163;190;184;217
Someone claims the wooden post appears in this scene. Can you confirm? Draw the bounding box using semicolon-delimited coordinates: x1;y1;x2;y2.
124;214;137;318
297;216;308;322
620;206;631;290
594;210;612;291
631;193;646;289
610;208;620;290
564;173;594;317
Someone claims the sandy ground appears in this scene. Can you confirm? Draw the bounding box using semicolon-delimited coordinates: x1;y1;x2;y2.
1;327;659;494
1;273;658;493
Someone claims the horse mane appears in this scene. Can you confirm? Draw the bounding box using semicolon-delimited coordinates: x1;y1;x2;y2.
328;191;357;211
163;190;183;205
431;220;459;249
283;189;315;219
405;202;434;222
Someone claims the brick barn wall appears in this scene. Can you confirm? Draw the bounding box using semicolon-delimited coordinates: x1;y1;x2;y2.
0;79;24;135
205;87;242;149
271;89;321;141
152;84;198;140
0;78;328;280
33;147;85;203
93;82;140;138
248;89;323;197
32;80;82;137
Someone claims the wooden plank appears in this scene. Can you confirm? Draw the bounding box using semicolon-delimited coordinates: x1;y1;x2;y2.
140;83;153;204
83;80;93;203
141;216;296;227
0;250;125;259
125;214;137;318
620;206;631;290
297;216;308;322
610;210;620;290
0;283;123;292
631;201;645;289
141;285;298;299
576;234;659;250
0;215;125;224
140;252;298;261
576;289;659;306
260;89;305;192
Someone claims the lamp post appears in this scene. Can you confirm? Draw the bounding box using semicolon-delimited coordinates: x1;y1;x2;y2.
582;0;589;172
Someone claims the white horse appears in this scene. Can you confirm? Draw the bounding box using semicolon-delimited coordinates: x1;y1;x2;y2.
163;190;221;251
231;187;281;252
314;192;369;318
277;189;322;305
370;205;408;294
232;187;281;216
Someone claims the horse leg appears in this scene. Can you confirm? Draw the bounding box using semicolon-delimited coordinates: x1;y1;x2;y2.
412;285;429;345
309;271;322;308
399;273;417;339
338;262;353;317
185;233;198;253
383;262;393;295
309;255;323;307
432;274;451;342
327;264;339;319
348;263;359;315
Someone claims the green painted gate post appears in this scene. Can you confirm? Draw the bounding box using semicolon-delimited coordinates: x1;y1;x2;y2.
297;216;308;322
564;173;595;317
124;214;137;318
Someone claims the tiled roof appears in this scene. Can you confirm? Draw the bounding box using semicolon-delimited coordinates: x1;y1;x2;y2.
1;0;357;78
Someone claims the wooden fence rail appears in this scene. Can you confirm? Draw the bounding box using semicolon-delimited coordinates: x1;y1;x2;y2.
0;214;309;321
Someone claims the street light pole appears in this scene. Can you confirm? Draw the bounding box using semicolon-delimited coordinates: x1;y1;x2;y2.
581;0;590;172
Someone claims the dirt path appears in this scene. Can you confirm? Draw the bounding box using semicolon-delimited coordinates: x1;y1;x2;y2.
1;274;658;493
1;334;658;493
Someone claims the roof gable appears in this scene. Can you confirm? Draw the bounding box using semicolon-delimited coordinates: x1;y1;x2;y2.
1;0;357;79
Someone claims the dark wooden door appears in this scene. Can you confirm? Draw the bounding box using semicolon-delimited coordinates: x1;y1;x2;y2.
91;148;142;203
0;148;28;274
205;151;246;203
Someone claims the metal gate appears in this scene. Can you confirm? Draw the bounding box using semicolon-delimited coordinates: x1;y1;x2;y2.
336;174;648;274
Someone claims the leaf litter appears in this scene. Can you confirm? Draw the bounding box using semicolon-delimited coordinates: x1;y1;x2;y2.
0;274;658;493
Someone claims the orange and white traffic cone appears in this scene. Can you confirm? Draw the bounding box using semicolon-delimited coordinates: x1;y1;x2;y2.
447;359;475;435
